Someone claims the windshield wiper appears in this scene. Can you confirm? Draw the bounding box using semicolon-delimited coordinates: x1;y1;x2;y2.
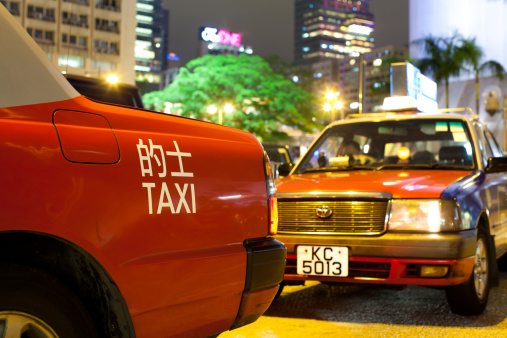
374;163;470;170
303;165;375;173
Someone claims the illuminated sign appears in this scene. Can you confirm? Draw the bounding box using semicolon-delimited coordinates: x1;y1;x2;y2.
387;62;438;112
348;24;373;36
167;53;180;61
200;26;242;47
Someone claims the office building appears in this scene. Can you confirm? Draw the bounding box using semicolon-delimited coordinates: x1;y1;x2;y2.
135;0;169;92
294;0;375;68
409;0;507;143
410;0;507;80
339;45;408;115
2;0;137;84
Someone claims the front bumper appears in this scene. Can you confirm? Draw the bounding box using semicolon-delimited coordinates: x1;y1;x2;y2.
230;238;286;330
278;230;476;286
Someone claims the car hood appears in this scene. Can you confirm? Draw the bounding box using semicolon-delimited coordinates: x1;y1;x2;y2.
276;170;473;198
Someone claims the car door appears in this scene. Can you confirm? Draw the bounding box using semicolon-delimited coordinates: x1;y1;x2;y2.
483;128;507;256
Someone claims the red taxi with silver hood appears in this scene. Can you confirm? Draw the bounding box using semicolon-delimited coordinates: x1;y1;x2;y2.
275;63;507;315
0;5;285;338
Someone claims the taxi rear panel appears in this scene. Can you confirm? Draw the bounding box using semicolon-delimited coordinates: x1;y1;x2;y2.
0;96;273;337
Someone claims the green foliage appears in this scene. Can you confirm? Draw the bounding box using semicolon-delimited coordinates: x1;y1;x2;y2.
143;54;321;142
459;36;505;112
412;33;505;110
412;33;465;108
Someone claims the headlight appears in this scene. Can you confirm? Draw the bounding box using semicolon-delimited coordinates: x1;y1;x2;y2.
388;199;462;232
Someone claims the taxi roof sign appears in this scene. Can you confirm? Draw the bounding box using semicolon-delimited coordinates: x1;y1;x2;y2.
384;62;438;112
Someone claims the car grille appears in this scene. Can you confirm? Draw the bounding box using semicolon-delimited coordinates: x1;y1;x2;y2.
278;199;389;235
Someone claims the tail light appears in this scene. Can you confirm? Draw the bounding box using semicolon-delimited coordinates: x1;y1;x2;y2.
264;152;278;235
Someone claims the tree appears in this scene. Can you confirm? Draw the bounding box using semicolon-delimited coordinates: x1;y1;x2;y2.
143;54;320;142
459;37;505;113
412;33;465;109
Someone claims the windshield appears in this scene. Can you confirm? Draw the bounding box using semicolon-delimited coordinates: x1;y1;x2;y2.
295;119;475;174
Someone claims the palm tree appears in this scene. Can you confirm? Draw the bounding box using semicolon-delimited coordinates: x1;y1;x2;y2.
412;33;466;109
459;37;505;113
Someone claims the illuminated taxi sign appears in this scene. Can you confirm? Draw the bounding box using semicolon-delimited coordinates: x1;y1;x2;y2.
384;62;438;112
383;96;417;111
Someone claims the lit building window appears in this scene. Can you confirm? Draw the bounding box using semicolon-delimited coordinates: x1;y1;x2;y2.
58;55;84;68
136;27;153;35
136;3;154;11
136;15;153;23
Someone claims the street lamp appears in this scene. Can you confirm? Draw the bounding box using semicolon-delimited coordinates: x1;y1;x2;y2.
106;74;119;84
323;90;343;122
207;105;218;114
325;91;337;100
207;104;233;125
224;103;234;114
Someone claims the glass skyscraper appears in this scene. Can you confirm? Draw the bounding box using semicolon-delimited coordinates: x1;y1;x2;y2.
295;0;375;66
135;0;169;92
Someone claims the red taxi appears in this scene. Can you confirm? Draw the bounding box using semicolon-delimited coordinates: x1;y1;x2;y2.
275;66;507;315
0;6;285;337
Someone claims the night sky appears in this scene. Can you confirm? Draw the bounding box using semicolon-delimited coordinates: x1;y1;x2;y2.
162;0;409;65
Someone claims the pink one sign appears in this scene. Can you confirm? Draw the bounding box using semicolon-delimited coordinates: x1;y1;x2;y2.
201;27;242;47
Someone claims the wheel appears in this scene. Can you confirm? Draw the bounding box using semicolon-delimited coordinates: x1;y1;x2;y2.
0;263;98;338
498;253;507;271
445;229;490;315
272;282;286;301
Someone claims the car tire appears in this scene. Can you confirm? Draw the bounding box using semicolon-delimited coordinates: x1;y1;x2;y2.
273;282;285;301
445;228;490;315
498;253;507;271
0;263;98;338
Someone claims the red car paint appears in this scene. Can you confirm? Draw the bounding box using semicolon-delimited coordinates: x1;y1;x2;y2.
0;6;285;337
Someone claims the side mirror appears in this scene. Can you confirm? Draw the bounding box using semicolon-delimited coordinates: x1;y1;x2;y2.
486;157;507;173
277;163;293;177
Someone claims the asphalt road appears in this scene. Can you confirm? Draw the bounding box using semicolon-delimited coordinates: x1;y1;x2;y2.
219;271;507;337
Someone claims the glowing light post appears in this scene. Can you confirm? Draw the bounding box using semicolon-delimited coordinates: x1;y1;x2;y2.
207;104;234;125
323;91;343;121
504;96;507;153
106;74;119;84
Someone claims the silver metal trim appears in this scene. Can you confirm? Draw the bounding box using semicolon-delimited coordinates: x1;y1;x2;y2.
278;230;386;236
277;197;391;236
438;107;478;119
277;191;392;200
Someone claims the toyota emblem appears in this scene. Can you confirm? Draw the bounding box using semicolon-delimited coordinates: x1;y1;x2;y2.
316;206;333;218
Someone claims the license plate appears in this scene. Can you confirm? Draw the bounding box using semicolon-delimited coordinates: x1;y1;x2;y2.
297;245;348;277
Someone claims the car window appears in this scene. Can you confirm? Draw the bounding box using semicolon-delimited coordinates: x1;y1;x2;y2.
299;134;344;171
474;124;489;167
485;130;503;157
296;119;475;173
266;148;291;164
66;77;144;108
